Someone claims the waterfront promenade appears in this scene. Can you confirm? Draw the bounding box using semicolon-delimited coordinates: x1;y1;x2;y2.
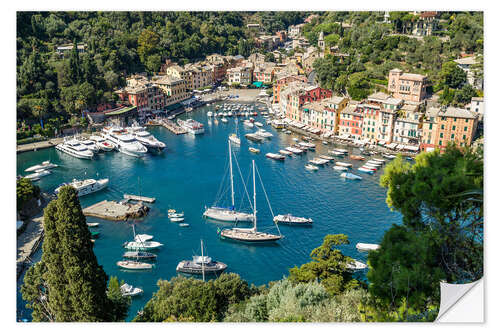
17;137;64;154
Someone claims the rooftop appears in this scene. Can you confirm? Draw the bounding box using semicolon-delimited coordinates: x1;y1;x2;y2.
400;73;427;81
440;106;478;119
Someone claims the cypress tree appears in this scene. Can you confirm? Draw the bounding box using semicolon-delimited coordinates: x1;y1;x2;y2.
69;39;82;85
22;186;124;321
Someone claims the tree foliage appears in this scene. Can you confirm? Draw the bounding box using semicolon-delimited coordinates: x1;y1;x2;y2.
288;234;360;296
21;186;129;321
17;177;40;211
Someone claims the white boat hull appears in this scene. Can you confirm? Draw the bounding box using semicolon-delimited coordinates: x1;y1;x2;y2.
203;207;254;222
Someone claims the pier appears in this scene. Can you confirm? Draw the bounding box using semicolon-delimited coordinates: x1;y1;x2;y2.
82;200;150;221
149;118;187;135
124;194;156;203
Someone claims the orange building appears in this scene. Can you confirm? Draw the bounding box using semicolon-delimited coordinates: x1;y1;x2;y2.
272;74;308;104
421;106;478;151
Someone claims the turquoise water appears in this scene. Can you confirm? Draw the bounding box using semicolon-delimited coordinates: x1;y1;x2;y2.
16;102;402;321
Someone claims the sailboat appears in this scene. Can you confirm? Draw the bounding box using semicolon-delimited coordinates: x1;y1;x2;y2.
203;140;253;222
229;119;241;145
123;225;163;251
219;160;283;243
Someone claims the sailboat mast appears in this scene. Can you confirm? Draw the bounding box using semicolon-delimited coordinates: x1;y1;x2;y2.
252;160;256;232
229;139;235;208
201;239;205;282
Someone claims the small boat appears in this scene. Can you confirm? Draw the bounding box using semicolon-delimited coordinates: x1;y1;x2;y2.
335;162;352;168
87;223;99;228
255;129;273;138
318;155;334;161
356;243;380;251
372;158;386;163
367;160;384;166
179;223;190;227
285;146;303;154
340;172;362;180
249;147;260;154
168;209;184;218
292;138;299;142
170;217;185;222
90;231;100;239
135;234;154;242
122;251;157;260
285;130;292;134
229;133;241;145
273;214;313;225
333;148;348;154
309;158;329;165
305;164;319;171
266;153;285;161
358;167;375;174
347;260;368;271
116;260;153;270
322;141;329;145
25;169;52;180
245;133;264;142
350;155;365;161
120;283;143;297
207;111;213;117
279;149;293;156
243;120;254;128
361;165;377;171
221;117;228;123
25;160;58;173
364;163;380;169
333;165;348;171
383;154;396;159
254;122;263;127
298;141;316;150
329;150;345;157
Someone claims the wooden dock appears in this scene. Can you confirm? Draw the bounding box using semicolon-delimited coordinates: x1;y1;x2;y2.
152;118;187;135
124;194;156;203
82;200;150;221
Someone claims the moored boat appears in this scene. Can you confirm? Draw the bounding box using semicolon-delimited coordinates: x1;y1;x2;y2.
279;149;292;156
305;164;319;171
356;243;380;251
120;283;144;297
318;155;334;161
285;146;303;154
56;139;94;159
116;260;153;270
273;214;313;225
335;161;352;168
340;172;362;180
245;133;264;142
135;234;154;242
177;118;205;134
358;167;375;174
176;240;227;276
266;153;285;161
87;222;99;228
350;155;365;161
25;160;58;173
55;178;109;197
347;260;368;271
122;251;157;260
249;147;260;154
332;165;348;171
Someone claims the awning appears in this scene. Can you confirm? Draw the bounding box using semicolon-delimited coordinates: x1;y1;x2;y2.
405;145;420;151
253;81;263;87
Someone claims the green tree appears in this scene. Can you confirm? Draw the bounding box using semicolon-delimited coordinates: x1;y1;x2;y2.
288;234;360;296
69;39;82;85
377;147;483;284
438;61;467;89
347;72;371;100
106;276;131;321
137;29;160;64
17;177;40;212
21;186;128;321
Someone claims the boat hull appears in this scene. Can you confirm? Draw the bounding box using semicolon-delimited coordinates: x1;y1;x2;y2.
176;261;227;275
219;229;282;243
56;144;93;159
203;207;254;222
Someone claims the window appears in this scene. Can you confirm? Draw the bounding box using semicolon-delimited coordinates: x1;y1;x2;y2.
439;140;442;146
440;133;443;138
441;124;445;130
452;125;456;131
463;135;467;140
429;123;433;129
466;119;469;123
454;118;457;122
451;134;455;139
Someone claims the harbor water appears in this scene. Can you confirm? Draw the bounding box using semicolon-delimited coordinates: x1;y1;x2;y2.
16;102;402;321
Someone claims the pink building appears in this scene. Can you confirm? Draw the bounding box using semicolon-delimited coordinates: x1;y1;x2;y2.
388;68;430;103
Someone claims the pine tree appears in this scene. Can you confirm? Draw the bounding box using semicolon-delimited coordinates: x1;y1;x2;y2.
21;186;128;321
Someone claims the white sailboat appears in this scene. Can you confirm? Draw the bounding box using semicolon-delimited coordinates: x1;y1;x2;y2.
219;160;283;243
229;119;241;145
203;140;253;222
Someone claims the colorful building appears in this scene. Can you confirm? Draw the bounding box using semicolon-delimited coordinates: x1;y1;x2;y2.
388;68;430;103
338;102;363;139
393;104;422;147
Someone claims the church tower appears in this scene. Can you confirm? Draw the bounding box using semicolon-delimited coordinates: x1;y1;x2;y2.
318;31;325;54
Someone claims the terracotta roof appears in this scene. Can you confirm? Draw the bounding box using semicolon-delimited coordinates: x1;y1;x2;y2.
440;107;478;119
400;73;427;81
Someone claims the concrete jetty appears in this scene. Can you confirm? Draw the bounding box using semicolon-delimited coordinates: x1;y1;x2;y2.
82;200;150;221
124;194;156;203
17;138;64;153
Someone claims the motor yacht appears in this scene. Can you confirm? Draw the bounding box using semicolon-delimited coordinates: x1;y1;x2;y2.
89;135;116;152
102;127;147;157
55;178;109;197
56;139;94;159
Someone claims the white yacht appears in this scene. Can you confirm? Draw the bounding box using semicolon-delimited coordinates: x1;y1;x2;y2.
55;178;109;197
77;138;100;153
255;129;273;138
219;160;283;243
56;139;94;159
25;169;52;181
203;140;253;222
120;283;143;297
89;135;116;152
25;160;58;173
102;127;147;157
126;125;166;151
177;119;205;135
